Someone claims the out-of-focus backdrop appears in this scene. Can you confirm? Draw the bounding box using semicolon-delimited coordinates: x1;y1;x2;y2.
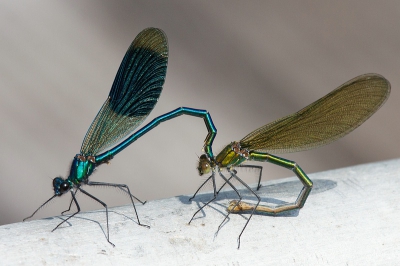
0;1;399;226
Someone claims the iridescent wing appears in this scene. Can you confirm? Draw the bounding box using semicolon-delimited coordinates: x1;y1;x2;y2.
240;74;390;153
80;28;168;156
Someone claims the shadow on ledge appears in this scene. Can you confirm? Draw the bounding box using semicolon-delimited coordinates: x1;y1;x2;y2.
177;178;337;218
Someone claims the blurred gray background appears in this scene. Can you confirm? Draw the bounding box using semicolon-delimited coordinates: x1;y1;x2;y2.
0;1;399;226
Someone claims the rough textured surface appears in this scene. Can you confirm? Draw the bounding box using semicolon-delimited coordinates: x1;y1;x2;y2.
1;159;399;265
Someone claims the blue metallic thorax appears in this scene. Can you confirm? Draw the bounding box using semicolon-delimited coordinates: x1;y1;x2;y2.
67;154;96;185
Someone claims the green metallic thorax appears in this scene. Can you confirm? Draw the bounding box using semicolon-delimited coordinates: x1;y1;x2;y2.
67;154;96;185
216;142;247;168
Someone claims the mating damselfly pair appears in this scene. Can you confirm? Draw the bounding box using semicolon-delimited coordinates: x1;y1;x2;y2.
23;28;390;248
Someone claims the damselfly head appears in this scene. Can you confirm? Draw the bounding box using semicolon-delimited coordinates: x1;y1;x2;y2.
52;177;71;196
197;154;211;176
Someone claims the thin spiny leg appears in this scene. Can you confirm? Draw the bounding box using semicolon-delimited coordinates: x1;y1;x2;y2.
189;175;213;201
61;197;74;215
86;181;149;228
52;190;81;232
61;189;80;215
86;181;146;205
116;187;146;205
216;165;263;194
236;165;263;190
188;172;217;224
216;172;234;194
23;195;57;221
215;170;243;234
77;187;115;247
228;169;260;249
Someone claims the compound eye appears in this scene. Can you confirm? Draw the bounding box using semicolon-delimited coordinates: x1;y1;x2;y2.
197;166;204;176
60;182;70;193
197;154;212;176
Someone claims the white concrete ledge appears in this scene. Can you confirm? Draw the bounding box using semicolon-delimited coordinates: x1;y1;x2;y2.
1;159;399;265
